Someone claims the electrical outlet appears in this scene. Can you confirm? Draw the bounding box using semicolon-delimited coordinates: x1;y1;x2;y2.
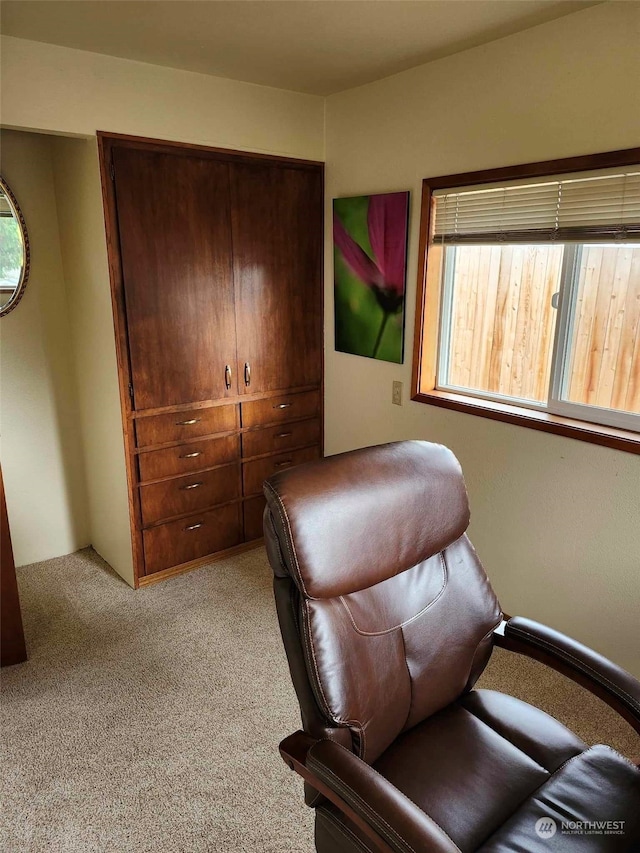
392;380;403;406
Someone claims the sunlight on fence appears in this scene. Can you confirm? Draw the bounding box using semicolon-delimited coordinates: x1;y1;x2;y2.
445;244;640;412
447;245;562;403
566;245;640;414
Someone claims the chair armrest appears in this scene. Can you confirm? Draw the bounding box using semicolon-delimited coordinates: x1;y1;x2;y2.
494;616;640;735
280;731;461;853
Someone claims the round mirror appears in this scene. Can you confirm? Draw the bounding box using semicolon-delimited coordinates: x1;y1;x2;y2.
0;177;30;317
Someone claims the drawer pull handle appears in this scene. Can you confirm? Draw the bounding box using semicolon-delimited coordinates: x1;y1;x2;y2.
275;459;292;467
276;432;293;438
184;522;203;531
225;365;232;390
273;403;292;409
181;482;203;490
176;418;200;426
179;451;202;459
244;362;251;387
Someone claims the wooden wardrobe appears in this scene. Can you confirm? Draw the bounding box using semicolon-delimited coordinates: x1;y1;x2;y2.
98;134;323;585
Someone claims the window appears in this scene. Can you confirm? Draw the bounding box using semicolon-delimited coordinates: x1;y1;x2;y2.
413;150;640;452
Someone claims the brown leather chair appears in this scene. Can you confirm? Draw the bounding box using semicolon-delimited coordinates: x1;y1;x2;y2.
263;441;640;852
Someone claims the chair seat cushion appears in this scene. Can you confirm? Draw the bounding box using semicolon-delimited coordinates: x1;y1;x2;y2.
479;744;640;851
369;689;638;852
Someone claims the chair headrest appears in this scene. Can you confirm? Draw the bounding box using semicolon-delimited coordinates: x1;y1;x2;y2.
263;441;470;599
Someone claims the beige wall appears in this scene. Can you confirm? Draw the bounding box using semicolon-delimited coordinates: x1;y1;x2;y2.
0;35;324;161
0;130;90;565
51;137;135;586
1;5;638;659
324;2;640;675
0;35;325;584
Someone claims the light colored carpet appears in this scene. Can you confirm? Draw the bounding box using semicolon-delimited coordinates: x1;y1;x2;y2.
2;547;638;853
2;547;315;853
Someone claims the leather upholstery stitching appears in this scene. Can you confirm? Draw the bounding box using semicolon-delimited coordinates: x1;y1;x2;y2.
358;723;367;762
302;600;365;753
344;743;460;848
308;758;418;853
539;744;640;779
472;747;592;850
477;745;639;849
338;552;448;637
508;625;640;716
301;599;336;719
536;745;593;783
318;807;376;853
402;618;500;733
309;740;461;852
598;743;640;773
264;482;311;599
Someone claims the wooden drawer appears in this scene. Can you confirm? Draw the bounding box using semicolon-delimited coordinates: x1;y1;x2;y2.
243;495;267;542
139;463;240;526
242;417;320;459
135;404;238;448
143;503;242;575
241;390;320;429
138;434;239;482
243;446;320;497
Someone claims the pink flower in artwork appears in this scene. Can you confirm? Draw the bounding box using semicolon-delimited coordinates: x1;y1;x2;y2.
333;192;408;314
334;192;408;358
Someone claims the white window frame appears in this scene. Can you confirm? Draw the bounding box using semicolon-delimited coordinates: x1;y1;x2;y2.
435;241;640;434
548;243;639;432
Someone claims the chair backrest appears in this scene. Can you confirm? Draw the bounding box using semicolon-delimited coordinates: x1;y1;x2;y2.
264;441;502;764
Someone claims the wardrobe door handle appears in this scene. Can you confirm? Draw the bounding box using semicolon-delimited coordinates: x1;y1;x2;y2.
273;403;291;410
181;482;203;490
275;432;293;438
225;365;232;390
244;362;251;387
176;418;200;426
179;451;202;459
275;459;292;468
184;522;203;531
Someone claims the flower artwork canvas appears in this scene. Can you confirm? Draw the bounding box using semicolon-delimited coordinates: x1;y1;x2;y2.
333;192;409;363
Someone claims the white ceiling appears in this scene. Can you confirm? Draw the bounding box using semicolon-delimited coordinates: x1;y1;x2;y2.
0;0;598;95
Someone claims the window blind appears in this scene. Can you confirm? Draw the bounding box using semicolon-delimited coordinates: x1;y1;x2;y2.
432;168;640;244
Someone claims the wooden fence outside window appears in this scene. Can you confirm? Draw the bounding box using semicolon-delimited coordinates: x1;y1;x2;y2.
445;244;640;413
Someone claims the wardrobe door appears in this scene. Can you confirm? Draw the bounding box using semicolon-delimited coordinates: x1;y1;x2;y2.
230;163;322;395
113;147;238;410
